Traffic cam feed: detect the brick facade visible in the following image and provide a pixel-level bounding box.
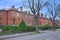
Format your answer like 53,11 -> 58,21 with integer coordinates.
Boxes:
0,6 -> 60,26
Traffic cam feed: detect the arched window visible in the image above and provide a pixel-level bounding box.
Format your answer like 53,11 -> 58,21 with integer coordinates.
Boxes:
13,18 -> 15,24
40,22 -> 41,25
32,21 -> 34,25
17,13 -> 19,17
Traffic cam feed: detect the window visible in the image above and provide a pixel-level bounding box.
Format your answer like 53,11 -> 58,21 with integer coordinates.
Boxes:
17,13 -> 19,17
48,23 -> 49,25
32,21 -> 34,25
13,18 -> 15,24
28,15 -> 30,19
12,13 -> 14,16
40,22 -> 41,25
29,20 -> 30,24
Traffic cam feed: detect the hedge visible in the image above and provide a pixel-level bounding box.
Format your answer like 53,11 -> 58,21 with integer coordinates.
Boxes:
2,26 -> 18,33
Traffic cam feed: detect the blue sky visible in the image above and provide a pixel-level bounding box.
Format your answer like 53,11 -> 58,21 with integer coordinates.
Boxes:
0,0 -> 60,9
0,0 -> 22,9
0,0 -> 60,20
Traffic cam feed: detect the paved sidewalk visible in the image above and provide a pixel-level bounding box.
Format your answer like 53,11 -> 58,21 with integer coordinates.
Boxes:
0,29 -> 59,40
0,32 -> 36,40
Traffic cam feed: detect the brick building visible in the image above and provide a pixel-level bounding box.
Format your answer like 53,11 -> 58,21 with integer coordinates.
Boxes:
0,6 -> 60,26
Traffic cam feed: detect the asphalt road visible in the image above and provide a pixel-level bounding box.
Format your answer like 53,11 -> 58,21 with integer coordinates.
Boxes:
4,30 -> 60,40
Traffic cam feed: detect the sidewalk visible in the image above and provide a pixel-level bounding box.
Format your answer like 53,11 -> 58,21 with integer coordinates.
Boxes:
0,32 -> 36,40
0,29 -> 59,40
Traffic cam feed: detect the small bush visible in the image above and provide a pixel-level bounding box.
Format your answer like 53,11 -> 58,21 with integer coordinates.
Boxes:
18,19 -> 27,32
39,24 -> 53,30
54,26 -> 60,29
2,26 -> 9,31
26,26 -> 36,32
39,25 -> 60,30
2,26 -> 18,33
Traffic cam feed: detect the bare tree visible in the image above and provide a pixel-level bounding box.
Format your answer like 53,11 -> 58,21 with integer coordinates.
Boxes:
45,0 -> 60,26
28,0 -> 47,32
56,4 -> 60,18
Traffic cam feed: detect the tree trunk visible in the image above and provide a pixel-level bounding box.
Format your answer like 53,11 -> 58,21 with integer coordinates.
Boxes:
52,17 -> 56,26
34,16 -> 39,32
53,21 -> 55,26
52,19 -> 56,30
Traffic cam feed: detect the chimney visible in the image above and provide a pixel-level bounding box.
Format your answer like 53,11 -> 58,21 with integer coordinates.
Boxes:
11,5 -> 15,10
41,13 -> 43,17
49,17 -> 52,20
28,11 -> 31,14
45,15 -> 47,18
20,6 -> 23,12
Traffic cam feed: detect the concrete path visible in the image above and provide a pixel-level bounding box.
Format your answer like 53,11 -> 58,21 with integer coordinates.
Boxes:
0,29 -> 60,40
0,32 -> 36,40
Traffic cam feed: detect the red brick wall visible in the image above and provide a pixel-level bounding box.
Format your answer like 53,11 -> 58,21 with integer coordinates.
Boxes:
38,17 -> 53,26
0,10 -> 60,26
7,10 -> 22,25
0,11 -> 7,25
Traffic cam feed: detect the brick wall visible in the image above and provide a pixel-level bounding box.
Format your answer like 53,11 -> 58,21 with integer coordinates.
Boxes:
0,9 -> 60,26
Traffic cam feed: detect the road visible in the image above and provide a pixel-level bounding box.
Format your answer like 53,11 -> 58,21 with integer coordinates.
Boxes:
3,30 -> 60,40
